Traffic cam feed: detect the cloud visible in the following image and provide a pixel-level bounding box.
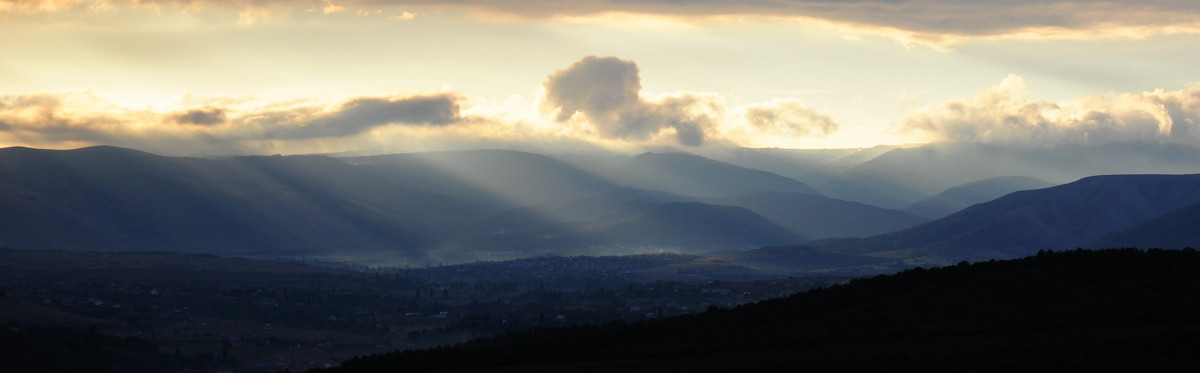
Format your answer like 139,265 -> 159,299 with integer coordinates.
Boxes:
322,3 -> 345,14
0,91 -> 470,154
7,1 -> 1200,44
742,98 -> 838,137
389,11 -> 416,20
541,56 -> 719,146
901,74 -> 1200,146
0,56 -> 856,153
261,93 -> 462,140
169,107 -> 227,126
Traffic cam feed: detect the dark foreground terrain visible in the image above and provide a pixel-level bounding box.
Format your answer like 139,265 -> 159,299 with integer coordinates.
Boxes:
320,248 -> 1200,372
0,248 -> 839,372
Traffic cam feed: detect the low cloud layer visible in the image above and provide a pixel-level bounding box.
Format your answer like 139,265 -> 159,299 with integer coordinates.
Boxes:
902,74 -> 1200,146
541,56 -> 719,146
7,0 -> 1200,42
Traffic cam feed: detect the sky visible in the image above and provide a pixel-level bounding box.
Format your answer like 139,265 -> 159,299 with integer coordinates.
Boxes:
2,0 -> 1200,156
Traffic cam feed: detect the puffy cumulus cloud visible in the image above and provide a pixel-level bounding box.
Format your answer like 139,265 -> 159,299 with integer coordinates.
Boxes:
741,98 -> 838,137
541,56 -> 720,146
8,1 -> 1200,44
901,74 -> 1200,146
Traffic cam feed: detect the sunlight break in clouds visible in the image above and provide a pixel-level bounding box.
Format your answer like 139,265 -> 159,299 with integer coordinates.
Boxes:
902,75 -> 1200,146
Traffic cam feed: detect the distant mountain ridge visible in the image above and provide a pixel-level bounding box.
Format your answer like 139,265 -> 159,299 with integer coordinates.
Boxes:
622,152 -> 821,197
8,145 -> 1199,267
0,146 -> 832,261
817,142 -> 1200,208
704,191 -> 928,239
904,176 -> 1054,219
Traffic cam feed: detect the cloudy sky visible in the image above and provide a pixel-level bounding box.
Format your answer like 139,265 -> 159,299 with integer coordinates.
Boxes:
2,0 -> 1199,155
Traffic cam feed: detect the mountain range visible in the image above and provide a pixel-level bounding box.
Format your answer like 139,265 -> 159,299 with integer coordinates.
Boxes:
0,146 -> 923,262
3,144 -> 1200,267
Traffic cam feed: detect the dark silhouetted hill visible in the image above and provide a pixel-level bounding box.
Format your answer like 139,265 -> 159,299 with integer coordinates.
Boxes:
318,248 -> 1200,372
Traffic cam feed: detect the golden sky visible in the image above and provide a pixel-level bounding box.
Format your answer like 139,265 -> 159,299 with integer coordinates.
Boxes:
3,0 -> 1200,155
